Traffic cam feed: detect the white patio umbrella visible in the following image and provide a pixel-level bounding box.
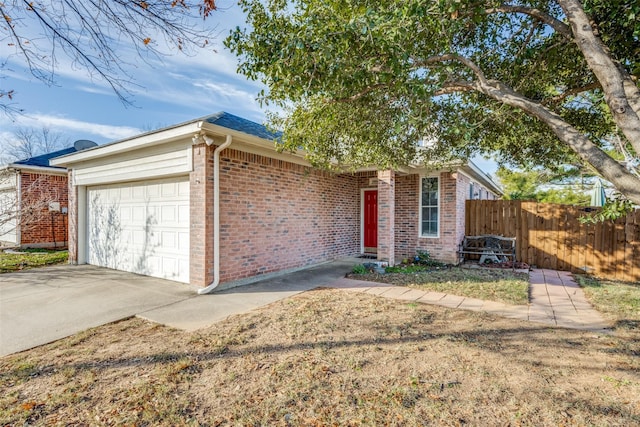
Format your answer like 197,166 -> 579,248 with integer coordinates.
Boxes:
590,179 -> 606,207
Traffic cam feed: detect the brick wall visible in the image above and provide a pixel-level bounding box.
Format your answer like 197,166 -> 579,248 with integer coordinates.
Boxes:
190,143 -> 215,286
393,172 -> 467,264
415,172 -> 464,263
216,149 -> 359,283
394,174 -> 419,261
19,172 -> 68,247
377,170 -> 395,265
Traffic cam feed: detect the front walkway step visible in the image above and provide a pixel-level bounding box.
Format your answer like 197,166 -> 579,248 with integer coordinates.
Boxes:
328,272 -> 612,333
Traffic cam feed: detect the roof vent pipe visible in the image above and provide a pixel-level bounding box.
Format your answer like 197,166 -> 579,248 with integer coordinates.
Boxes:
198,134 -> 233,295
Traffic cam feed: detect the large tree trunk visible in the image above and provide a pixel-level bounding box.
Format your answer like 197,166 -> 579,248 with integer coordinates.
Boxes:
559,0 -> 640,155
474,79 -> 640,205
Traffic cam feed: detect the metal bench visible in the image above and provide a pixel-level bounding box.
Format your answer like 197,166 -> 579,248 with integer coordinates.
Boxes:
458,235 -> 516,265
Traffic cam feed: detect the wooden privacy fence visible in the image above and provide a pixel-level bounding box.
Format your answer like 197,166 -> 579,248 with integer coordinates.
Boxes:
465,200 -> 640,282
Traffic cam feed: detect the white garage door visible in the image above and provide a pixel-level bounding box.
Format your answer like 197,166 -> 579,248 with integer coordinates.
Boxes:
87,177 -> 190,283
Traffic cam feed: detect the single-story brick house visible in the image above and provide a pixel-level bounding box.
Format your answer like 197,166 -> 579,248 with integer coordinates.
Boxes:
52,113 -> 500,290
0,147 -> 81,248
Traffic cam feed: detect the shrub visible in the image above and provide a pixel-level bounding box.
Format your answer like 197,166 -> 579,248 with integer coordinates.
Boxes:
351,264 -> 367,275
413,250 -> 446,268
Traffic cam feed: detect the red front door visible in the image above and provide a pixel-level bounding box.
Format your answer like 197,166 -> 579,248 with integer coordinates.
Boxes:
363,190 -> 378,253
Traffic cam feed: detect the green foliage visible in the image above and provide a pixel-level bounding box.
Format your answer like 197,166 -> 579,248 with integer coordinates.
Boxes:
583,0 -> 640,78
226,0 -> 640,201
496,166 -> 591,205
351,264 -> 368,275
413,250 -> 446,268
578,196 -> 635,224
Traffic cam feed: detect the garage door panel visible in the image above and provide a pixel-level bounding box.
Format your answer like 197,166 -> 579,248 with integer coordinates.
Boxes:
87,177 -> 189,283
178,232 -> 189,251
161,205 -> 176,222
161,182 -> 176,197
178,180 -> 189,196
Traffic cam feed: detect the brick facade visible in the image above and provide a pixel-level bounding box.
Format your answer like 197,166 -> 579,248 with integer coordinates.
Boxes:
376,170 -> 395,265
394,171 -> 499,264
394,174 -> 419,261
18,172 -> 69,248
190,143 -> 215,286
64,140 -> 498,285
215,149 -> 359,283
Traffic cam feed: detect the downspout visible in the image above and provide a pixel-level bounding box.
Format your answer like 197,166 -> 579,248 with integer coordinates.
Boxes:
198,134 -> 233,295
16,170 -> 22,246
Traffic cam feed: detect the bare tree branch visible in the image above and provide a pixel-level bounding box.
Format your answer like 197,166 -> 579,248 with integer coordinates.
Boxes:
1,0 -> 217,111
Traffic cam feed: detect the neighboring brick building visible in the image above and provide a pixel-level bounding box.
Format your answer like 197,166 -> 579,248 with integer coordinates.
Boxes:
0,147 -> 80,248
53,113 -> 501,289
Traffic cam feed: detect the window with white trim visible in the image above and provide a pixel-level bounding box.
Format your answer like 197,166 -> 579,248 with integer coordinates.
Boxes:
420,177 -> 439,237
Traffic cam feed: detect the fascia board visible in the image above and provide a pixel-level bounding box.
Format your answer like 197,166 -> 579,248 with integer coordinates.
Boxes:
7,164 -> 68,176
200,122 -> 312,165
460,162 -> 503,195
51,122 -> 203,166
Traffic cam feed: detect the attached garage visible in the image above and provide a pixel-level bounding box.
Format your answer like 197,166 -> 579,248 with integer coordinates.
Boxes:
50,119 -> 198,285
87,178 -> 190,283
53,112 -> 362,290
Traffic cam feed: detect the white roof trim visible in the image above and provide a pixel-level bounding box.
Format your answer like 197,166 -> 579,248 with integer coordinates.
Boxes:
7,164 -> 68,176
51,121 -> 203,166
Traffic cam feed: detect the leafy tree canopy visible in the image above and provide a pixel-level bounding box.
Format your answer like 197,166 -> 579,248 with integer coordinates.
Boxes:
496,166 -> 591,204
226,0 -> 640,204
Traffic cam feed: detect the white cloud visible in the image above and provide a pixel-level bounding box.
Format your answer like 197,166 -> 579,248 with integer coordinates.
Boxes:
20,114 -> 142,140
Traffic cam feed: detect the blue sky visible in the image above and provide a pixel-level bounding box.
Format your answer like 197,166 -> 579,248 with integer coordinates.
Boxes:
0,2 -> 497,175
0,2 -> 262,152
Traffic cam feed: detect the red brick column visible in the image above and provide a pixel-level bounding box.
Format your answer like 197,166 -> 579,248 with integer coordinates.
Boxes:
377,169 -> 395,265
190,143 -> 214,286
67,170 -> 78,264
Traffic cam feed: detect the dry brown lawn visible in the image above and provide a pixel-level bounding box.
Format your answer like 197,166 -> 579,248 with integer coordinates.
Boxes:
1,288 -> 639,426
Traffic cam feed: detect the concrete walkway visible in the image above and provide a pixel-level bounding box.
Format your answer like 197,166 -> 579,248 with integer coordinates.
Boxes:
327,268 -> 611,332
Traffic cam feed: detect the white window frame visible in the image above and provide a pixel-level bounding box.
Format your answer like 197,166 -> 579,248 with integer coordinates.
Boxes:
419,175 -> 440,238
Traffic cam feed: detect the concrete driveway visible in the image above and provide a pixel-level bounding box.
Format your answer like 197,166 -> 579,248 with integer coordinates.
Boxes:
0,265 -> 197,357
0,259 -> 357,357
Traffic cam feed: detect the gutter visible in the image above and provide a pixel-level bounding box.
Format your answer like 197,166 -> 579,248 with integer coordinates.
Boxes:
197,134 -> 233,295
7,164 -> 68,176
462,161 -> 503,196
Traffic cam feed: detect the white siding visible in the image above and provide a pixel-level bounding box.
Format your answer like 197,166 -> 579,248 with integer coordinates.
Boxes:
73,143 -> 192,186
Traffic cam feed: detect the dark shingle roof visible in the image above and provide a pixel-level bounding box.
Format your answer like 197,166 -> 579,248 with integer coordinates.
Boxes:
205,112 -> 281,141
13,147 -> 77,168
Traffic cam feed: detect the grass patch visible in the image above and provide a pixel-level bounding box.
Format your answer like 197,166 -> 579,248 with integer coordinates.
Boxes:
350,267 -> 529,305
0,291 -> 638,425
575,275 -> 640,328
0,250 -> 68,273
